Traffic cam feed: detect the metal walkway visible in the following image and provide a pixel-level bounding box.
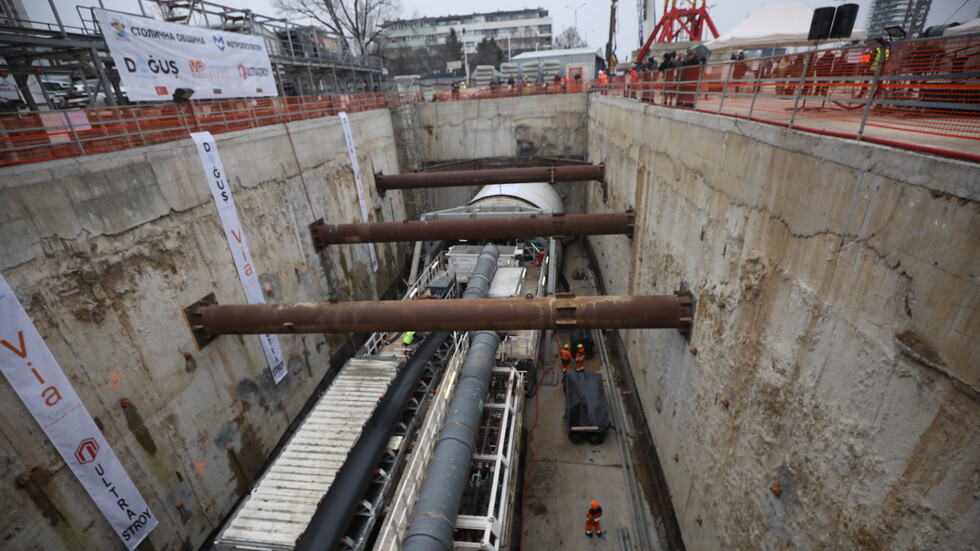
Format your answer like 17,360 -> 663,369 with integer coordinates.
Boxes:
214,357 -> 401,550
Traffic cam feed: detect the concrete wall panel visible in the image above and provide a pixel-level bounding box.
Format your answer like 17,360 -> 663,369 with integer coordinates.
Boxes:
0,110 -> 408,550
586,94 -> 979,549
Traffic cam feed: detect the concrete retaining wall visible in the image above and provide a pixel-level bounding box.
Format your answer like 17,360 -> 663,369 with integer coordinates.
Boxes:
0,110 -> 409,550
586,94 -> 979,549
416,94 -> 590,212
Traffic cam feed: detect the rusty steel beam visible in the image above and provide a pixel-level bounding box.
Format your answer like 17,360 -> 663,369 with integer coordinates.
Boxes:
375,164 -> 604,191
315,211 -> 633,245
189,293 -> 694,336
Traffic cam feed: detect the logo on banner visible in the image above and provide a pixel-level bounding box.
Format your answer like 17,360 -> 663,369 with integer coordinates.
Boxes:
155,86 -> 168,96
236,65 -> 269,80
213,35 -> 226,51
75,438 -> 100,464
111,21 -> 128,39
123,56 -> 179,76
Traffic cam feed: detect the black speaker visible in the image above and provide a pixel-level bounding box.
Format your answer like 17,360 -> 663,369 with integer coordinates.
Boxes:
829,3 -> 860,39
808,7 -> 836,41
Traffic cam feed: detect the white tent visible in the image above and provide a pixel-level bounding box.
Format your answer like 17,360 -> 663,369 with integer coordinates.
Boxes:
943,18 -> 980,36
704,3 -> 866,51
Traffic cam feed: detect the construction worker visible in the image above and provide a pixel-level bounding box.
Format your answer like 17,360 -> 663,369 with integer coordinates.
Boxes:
575,343 -> 586,372
586,500 -> 604,537
560,344 -> 573,372
403,331 -> 416,345
597,70 -> 608,87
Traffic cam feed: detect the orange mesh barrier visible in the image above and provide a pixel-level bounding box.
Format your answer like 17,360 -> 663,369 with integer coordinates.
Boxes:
3,34 -> 976,166
590,33 -> 980,162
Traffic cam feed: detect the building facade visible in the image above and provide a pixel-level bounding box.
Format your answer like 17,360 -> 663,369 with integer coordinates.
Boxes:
865,0 -> 932,39
383,9 -> 553,56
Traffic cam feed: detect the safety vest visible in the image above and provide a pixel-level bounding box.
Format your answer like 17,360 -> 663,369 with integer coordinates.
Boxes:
560,348 -> 572,364
598,73 -> 608,84
588,506 -> 603,520
575,348 -> 586,361
403,331 -> 416,345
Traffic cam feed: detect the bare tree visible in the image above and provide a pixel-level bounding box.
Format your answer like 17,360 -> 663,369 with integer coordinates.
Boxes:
276,0 -> 402,55
554,27 -> 587,49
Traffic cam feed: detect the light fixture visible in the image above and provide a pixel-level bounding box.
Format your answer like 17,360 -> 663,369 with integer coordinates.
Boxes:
884,25 -> 906,39
172,87 -> 195,103
865,37 -> 886,49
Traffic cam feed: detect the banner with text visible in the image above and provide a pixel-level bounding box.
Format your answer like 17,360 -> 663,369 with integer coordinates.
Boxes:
338,112 -> 379,272
191,132 -> 287,384
0,274 -> 157,549
95,9 -> 276,102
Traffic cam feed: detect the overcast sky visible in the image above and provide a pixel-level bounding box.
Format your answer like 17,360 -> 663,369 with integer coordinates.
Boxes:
33,0 -> 980,60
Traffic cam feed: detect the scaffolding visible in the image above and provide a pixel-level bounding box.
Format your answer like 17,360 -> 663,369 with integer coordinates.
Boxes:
0,0 -> 384,112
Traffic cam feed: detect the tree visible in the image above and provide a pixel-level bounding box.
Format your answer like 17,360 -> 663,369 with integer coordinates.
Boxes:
472,36 -> 503,67
442,28 -> 463,64
554,27 -> 587,49
275,0 -> 401,55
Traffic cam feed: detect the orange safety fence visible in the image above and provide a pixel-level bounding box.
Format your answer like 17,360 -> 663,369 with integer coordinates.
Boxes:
0,93 -> 387,167
590,33 -> 980,162
3,33 -> 976,167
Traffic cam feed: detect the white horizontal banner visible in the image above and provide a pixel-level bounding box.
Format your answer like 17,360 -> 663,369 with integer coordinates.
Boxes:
191,132 -> 287,384
0,274 -> 157,549
95,9 -> 277,102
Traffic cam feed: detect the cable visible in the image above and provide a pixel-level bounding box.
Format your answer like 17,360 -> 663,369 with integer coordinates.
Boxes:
283,121 -> 349,299
941,1 -> 971,26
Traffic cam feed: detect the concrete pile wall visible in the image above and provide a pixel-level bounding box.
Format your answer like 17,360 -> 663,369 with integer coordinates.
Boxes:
586,94 -> 979,549
0,110 -> 409,550
416,95 -> 590,212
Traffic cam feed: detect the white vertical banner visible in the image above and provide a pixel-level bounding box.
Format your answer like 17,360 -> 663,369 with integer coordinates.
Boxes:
0,274 -> 158,549
338,112 -> 379,272
191,132 -> 287,384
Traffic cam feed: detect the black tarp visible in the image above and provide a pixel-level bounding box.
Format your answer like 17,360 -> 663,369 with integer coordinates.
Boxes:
563,371 -> 611,433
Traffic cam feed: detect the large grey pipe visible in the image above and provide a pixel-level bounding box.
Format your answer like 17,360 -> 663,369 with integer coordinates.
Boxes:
401,247 -> 502,551
462,244 -> 499,300
294,244 -> 499,551
402,330 -> 500,551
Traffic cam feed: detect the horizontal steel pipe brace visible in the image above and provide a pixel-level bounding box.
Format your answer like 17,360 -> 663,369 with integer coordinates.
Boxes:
192,294 -> 692,335
317,212 -> 634,245
375,165 -> 604,190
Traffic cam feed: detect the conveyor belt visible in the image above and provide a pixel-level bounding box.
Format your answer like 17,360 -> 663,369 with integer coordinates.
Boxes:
214,357 -> 401,550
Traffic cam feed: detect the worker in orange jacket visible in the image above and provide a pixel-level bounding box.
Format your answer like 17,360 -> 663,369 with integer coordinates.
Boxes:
575,343 -> 586,372
586,500 -> 604,537
560,344 -> 573,372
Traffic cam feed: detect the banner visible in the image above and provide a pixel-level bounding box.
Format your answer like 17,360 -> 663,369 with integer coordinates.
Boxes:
94,9 -> 276,102
338,112 -> 379,272
191,132 -> 287,384
0,274 -> 157,549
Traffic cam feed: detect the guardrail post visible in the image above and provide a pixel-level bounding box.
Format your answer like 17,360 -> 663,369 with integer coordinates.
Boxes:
718,62 -> 733,114
63,110 -> 86,154
695,64 -> 703,109
789,52 -> 813,129
748,64 -> 763,120
131,106 -> 146,146
856,51 -> 886,142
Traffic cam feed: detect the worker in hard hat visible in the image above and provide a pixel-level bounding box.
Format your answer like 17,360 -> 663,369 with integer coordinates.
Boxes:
586,499 -> 604,537
575,343 -> 586,372
560,344 -> 573,372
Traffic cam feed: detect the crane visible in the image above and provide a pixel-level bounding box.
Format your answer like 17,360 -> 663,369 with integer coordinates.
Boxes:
634,0 -> 719,65
605,0 -> 618,73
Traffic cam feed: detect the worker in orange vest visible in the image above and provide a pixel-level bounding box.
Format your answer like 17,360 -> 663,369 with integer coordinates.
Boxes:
560,344 -> 573,372
597,70 -> 608,86
586,500 -> 604,537
575,343 -> 586,372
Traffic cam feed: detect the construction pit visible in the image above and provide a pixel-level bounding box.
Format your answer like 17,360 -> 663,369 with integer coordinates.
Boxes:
1,92 -> 978,551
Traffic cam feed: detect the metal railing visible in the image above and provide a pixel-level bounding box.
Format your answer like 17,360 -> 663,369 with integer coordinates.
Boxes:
3,34 -> 976,167
593,33 -> 980,162
0,93 -> 387,166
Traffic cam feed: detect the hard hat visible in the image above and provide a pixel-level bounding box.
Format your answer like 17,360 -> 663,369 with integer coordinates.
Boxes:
577,344 -> 584,348
591,500 -> 599,509
598,70 -> 604,74
563,344 -> 569,349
